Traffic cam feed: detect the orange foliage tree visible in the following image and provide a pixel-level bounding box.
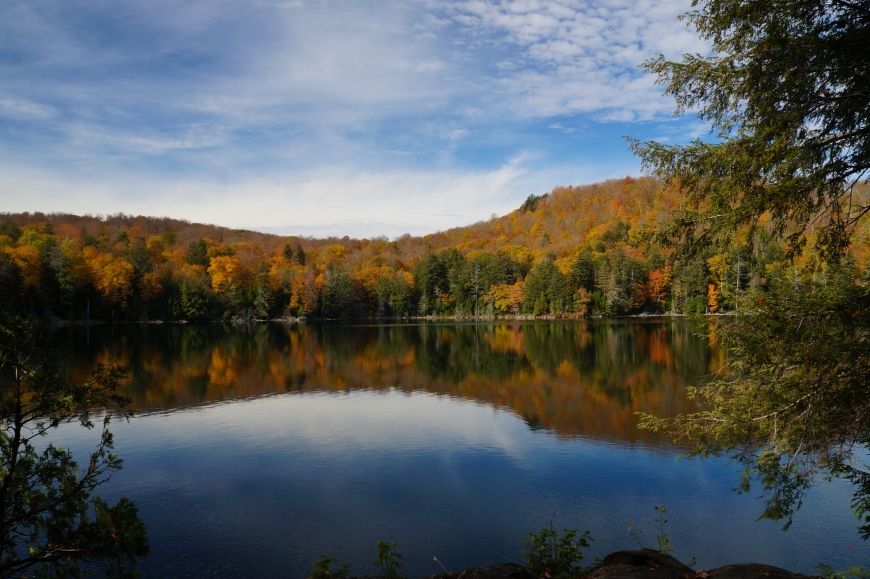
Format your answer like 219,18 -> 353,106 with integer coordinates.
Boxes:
706,283 -> 720,313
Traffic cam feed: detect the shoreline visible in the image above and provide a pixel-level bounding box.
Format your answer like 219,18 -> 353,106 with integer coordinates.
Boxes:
48,312 -> 700,326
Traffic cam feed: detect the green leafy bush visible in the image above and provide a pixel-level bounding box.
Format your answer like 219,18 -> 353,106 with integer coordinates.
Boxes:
308,555 -> 350,579
627,506 -> 673,554
653,506 -> 672,555
375,540 -> 405,579
522,526 -> 593,579
816,565 -> 870,579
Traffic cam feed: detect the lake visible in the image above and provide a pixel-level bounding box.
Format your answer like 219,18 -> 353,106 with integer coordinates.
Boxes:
50,320 -> 869,578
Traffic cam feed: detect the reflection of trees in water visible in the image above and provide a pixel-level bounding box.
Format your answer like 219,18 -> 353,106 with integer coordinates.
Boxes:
412,325 -> 533,383
53,321 -> 716,443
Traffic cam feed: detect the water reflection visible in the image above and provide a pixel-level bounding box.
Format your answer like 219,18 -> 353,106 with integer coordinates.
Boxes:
56,320 -> 722,442
47,321 -> 870,577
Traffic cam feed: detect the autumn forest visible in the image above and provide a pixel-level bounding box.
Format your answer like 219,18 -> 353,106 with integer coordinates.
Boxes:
4,177 -> 870,322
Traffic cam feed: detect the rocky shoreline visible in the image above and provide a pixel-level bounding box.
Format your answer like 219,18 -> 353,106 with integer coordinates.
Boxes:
351,550 -> 814,579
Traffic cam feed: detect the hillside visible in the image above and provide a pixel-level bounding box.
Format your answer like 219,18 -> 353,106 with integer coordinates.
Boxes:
1,177 -> 867,321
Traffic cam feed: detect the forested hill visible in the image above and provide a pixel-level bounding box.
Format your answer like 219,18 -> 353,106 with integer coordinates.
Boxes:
2,177 -> 868,321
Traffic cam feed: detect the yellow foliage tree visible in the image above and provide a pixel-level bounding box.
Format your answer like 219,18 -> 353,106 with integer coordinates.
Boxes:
354,265 -> 395,298
145,236 -> 169,263
4,245 -> 42,290
707,254 -> 728,286
208,255 -> 239,293
83,247 -> 134,307
139,272 -> 163,302
322,244 -> 348,268
397,270 -> 414,289
267,257 -> 297,293
490,280 -> 524,313
17,227 -> 54,254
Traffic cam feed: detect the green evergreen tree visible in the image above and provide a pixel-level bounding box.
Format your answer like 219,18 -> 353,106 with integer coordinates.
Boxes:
630,0 -> 869,263
634,0 -> 870,536
185,238 -> 210,267
0,220 -> 21,242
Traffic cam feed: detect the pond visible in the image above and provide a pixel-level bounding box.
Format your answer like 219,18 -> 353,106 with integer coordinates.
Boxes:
50,320 -> 869,578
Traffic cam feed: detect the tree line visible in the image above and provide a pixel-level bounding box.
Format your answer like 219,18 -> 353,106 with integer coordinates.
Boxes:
2,177 -> 869,321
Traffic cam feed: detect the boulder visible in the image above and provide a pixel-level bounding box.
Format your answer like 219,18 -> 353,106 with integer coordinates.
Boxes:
704,564 -> 813,579
418,563 -> 533,579
582,549 -> 695,579
580,550 -> 813,579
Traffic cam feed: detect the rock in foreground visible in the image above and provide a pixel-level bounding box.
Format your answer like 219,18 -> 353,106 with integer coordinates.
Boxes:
363,550 -> 815,579
585,550 -> 813,579
583,549 -> 694,579
419,563 -> 533,579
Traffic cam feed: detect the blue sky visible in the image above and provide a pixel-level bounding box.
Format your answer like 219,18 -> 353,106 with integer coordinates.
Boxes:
0,0 -> 709,238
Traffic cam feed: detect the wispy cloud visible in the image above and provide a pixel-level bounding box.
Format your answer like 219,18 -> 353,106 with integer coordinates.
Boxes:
0,152 -> 630,236
0,0 -> 706,235
0,97 -> 55,120
431,0 -> 708,119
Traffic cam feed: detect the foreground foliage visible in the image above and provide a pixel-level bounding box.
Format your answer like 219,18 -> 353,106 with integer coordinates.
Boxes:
631,0 -> 870,263
522,526 -> 593,579
817,564 -> 870,579
375,541 -> 405,579
642,263 -> 870,535
307,541 -> 405,579
309,555 -> 350,579
627,506 -> 673,556
633,0 -> 870,538
309,532 -> 594,579
0,317 -> 148,577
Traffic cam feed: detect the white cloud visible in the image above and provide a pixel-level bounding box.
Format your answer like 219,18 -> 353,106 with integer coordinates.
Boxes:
414,60 -> 447,72
0,97 -> 55,120
66,124 -> 227,155
253,0 -> 304,7
548,123 -> 573,133
1,0 -> 702,139
418,13 -> 452,29
0,157 -> 527,235
1,0 -> 468,136
0,0 -> 704,227
0,153 -> 633,237
430,0 -> 706,118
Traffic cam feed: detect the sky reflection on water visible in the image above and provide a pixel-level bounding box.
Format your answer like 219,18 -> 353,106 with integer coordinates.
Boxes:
50,322 -> 870,578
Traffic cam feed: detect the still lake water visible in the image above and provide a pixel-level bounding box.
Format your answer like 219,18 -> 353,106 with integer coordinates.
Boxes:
51,320 -> 868,578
